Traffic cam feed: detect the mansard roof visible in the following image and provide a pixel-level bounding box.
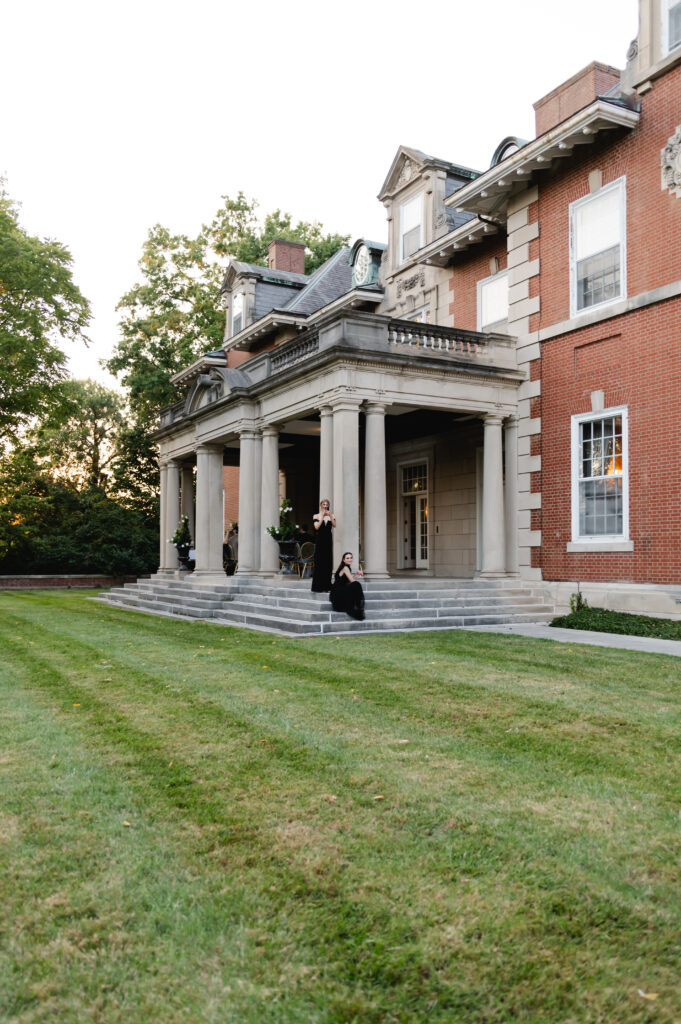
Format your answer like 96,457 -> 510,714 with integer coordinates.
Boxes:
221,260 -> 308,292
285,247 -> 352,315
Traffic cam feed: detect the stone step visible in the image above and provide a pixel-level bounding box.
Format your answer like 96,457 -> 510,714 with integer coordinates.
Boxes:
212,606 -> 555,635
98,575 -> 556,635
108,587 -> 224,612
223,594 -> 552,622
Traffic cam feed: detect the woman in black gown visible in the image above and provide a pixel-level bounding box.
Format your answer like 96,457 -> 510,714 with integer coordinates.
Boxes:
310,498 -> 335,592
330,552 -> 365,620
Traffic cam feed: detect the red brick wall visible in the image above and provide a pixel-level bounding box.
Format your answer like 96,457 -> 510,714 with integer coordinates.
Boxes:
448,238 -> 507,329
537,299 -> 681,583
537,64 -> 681,329
534,64 -> 681,584
223,465 -> 239,531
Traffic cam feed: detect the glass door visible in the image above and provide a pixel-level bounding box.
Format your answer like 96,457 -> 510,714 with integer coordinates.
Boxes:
399,462 -> 429,569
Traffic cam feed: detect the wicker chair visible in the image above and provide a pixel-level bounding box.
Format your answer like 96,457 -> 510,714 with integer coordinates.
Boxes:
296,541 -> 315,579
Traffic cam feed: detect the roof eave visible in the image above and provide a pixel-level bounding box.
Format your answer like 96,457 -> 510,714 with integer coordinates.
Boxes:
444,98 -> 640,219
170,354 -> 227,387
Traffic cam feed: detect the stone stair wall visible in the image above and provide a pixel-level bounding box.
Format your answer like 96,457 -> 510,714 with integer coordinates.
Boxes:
97,574 -> 555,636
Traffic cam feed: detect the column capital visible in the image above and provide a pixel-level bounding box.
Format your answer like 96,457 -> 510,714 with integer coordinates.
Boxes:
195,442 -> 224,456
504,414 -> 519,428
236,423 -> 260,441
261,424 -> 279,439
483,413 -> 504,427
319,404 -> 334,418
364,401 -> 387,416
330,398 -> 362,414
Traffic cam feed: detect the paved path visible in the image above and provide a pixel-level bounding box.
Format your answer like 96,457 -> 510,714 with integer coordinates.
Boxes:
467,622 -> 681,658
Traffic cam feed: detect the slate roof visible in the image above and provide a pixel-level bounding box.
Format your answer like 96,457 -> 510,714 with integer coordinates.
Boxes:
284,246 -> 353,316
228,261 -> 308,287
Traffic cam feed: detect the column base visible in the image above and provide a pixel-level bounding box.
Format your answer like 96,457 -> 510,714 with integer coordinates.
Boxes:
476,570 -> 509,579
192,570 -> 227,582
363,571 -> 391,580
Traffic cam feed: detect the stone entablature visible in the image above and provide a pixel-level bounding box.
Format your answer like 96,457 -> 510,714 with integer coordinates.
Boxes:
156,312 -> 520,439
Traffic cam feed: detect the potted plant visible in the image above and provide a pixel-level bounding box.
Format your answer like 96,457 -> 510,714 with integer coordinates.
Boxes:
171,515 -> 193,571
265,499 -> 299,573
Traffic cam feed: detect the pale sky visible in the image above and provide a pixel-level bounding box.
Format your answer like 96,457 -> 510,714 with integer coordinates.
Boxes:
2,0 -> 638,388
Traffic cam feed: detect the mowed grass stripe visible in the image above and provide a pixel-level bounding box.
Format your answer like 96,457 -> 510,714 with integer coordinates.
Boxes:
1,591 -> 680,1022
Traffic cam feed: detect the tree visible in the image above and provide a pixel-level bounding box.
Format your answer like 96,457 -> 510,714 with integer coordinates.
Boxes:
33,378 -> 125,491
0,379 -> 157,575
0,181 -> 91,440
106,194 -> 349,473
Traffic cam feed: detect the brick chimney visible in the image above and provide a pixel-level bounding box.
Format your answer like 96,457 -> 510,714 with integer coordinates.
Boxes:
267,239 -> 306,275
533,61 -> 621,137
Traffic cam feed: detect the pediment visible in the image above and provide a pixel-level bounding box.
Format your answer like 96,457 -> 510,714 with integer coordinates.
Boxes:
378,146 -> 430,202
185,370 -> 226,415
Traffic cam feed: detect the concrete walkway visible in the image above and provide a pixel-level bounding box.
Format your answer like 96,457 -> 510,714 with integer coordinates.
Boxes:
467,622 -> 681,658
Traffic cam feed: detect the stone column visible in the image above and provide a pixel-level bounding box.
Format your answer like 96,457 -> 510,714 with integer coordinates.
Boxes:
504,416 -> 519,575
236,427 -> 258,574
194,444 -> 225,578
332,400 -> 361,566
181,465 -> 195,545
319,405 -> 334,507
363,403 -> 389,578
158,459 -> 168,571
480,414 -> 506,576
159,459 -> 181,573
260,425 -> 280,573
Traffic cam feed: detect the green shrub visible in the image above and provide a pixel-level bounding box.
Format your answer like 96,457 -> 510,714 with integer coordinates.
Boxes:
551,606 -> 681,641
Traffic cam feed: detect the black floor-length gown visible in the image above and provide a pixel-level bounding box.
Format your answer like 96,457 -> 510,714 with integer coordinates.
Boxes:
311,520 -> 333,592
329,570 -> 365,620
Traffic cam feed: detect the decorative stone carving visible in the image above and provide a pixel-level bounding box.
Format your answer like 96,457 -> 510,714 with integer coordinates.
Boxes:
397,159 -> 416,186
396,269 -> 425,299
661,125 -> 681,197
626,38 -> 638,62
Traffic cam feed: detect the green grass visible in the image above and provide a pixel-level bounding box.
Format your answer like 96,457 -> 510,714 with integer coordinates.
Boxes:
551,605 -> 681,641
1,590 -> 680,1023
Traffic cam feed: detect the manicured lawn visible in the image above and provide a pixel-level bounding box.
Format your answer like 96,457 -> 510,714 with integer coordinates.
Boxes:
1,590 -> 680,1024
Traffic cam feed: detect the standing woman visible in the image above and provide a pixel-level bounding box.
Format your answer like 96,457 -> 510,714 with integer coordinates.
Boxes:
310,498 -> 336,592
330,552 -> 365,620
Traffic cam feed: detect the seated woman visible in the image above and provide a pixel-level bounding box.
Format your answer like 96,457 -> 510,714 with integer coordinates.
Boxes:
329,552 -> 365,621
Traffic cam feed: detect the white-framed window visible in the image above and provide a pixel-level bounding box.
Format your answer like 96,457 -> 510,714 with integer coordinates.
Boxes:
571,406 -> 629,543
570,177 -> 626,317
477,270 -> 509,331
663,0 -> 681,54
231,292 -> 244,336
400,192 -> 423,262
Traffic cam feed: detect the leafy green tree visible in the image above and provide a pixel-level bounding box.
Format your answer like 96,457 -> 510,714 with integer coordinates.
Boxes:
0,181 -> 91,440
0,379 -> 158,575
107,194 -> 349,475
33,378 -> 125,491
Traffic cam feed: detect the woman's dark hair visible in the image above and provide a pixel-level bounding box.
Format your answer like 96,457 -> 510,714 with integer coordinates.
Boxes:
335,552 -> 353,576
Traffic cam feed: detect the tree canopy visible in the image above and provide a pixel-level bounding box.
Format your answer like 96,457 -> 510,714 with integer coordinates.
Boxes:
0,182 -> 91,440
108,193 -> 349,424
0,379 -> 157,576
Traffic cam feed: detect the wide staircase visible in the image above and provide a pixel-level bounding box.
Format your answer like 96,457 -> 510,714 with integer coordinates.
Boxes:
98,574 -> 555,636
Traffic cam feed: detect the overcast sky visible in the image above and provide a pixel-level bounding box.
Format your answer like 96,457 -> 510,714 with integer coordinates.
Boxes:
3,0 -> 638,387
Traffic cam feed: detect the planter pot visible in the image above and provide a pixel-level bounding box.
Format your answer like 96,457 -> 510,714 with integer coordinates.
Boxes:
176,544 -> 192,572
278,540 -> 297,575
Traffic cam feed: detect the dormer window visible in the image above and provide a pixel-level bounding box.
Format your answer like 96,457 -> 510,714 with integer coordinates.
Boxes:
400,192 -> 423,262
232,292 -> 244,336
665,0 -> 681,52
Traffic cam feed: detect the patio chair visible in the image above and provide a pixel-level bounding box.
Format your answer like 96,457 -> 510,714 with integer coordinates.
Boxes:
296,541 -> 315,579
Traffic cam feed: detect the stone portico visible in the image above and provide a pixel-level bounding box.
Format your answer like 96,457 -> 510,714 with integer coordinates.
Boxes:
154,310 -> 523,583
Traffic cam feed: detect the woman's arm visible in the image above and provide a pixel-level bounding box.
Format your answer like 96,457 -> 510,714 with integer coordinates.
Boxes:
313,514 -> 321,531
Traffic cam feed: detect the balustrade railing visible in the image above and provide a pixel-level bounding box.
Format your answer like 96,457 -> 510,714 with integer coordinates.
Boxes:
160,399 -> 186,427
387,320 -> 488,357
270,333 -> 320,372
